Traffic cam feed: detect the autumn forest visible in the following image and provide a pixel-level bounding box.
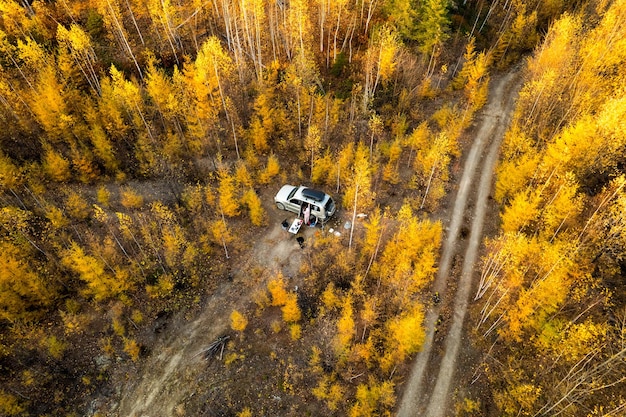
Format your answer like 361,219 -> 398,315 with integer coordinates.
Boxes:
0,0 -> 625,415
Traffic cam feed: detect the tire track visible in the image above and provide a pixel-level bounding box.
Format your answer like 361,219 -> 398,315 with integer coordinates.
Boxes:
397,70 -> 521,417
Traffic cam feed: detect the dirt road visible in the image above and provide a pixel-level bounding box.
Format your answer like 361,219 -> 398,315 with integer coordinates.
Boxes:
397,70 -> 522,417
113,220 -> 315,416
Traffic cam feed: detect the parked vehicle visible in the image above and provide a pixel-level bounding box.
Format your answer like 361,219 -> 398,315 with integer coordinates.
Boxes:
274,185 -> 336,225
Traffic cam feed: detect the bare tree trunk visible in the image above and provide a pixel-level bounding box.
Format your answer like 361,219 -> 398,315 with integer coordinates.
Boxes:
213,62 -> 240,159
220,208 -> 230,259
124,0 -> 145,46
420,164 -> 436,209
106,0 -> 144,79
349,182 -> 359,250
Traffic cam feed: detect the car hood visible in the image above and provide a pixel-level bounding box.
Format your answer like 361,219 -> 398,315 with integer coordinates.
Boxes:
275,185 -> 296,202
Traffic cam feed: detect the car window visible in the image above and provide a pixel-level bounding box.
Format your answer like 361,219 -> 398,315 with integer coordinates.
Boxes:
290,198 -> 302,205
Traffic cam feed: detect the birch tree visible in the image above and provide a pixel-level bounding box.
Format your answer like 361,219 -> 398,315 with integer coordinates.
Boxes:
194,36 -> 240,158
56,24 -> 101,95
362,25 -> 399,111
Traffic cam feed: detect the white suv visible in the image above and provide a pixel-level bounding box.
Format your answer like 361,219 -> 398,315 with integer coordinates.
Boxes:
274,185 -> 336,225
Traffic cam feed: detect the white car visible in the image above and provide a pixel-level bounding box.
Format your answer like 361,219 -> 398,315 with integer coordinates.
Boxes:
274,185 -> 336,225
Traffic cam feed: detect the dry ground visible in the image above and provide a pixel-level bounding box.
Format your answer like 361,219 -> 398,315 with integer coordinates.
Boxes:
103,194 -> 349,416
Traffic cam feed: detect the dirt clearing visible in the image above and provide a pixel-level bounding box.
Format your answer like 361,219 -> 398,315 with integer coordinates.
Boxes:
113,210 -> 322,416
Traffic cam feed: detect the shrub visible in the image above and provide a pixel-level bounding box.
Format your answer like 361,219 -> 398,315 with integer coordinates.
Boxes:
120,187 -> 144,209
230,310 -> 248,332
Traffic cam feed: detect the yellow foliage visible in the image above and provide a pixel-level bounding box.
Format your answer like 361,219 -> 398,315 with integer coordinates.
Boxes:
334,295 -> 354,356
487,236 -> 578,342
218,169 -> 240,217
312,374 -> 330,400
495,153 -> 540,203
282,293 -> 301,323
360,298 -> 378,333
349,376 -> 395,417
181,184 -> 205,214
500,190 -> 541,234
0,241 -> 55,322
224,352 -> 244,365
342,142 -> 374,211
45,335 -> 66,360
242,188 -> 266,226
494,383 -> 541,415
382,304 -> 425,371
0,390 -> 24,416
405,122 -> 429,159
267,274 -> 288,306
123,338 -> 141,361
45,204 -> 70,230
146,274 -> 175,298
270,320 -> 282,333
66,191 -> 90,221
311,150 -> 334,186
120,187 -> 144,209
451,37 -> 477,90
382,138 -> 402,184
131,309 -> 143,324
337,142 -> 355,186
540,173 -> 583,239
249,116 -> 269,153
431,103 -> 457,130
230,310 -> 248,332
43,147 -> 71,182
210,219 -> 233,249
100,337 -> 114,356
321,283 -> 342,314
0,151 -> 22,190
289,323 -> 301,340
375,209 -> 442,305
375,25 -> 399,84
258,154 -> 280,184
352,338 -> 376,367
413,130 -> 457,205
235,162 -> 254,188
456,397 -> 481,415
162,228 -> 185,268
97,186 -> 111,207
309,345 -> 323,374
90,124 -> 119,172
62,242 -> 132,301
361,208 -> 383,259
313,375 -> 345,411
21,370 -> 34,387
305,124 -> 322,170
72,151 -> 99,183
545,319 -> 608,364
236,407 -> 252,417
112,317 -> 125,336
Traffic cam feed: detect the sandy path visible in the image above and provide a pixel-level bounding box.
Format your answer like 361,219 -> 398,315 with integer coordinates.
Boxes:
115,221 -> 312,416
397,70 -> 521,417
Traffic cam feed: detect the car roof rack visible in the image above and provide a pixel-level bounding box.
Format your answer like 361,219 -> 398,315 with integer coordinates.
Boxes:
301,187 -> 326,202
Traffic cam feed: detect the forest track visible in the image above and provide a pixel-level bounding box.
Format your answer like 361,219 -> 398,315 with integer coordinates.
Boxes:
397,69 -> 522,417
113,218 -> 314,416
